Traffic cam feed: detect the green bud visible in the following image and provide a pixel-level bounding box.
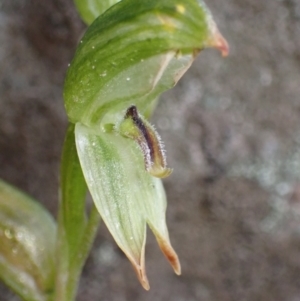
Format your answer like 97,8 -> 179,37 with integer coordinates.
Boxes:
74,0 -> 121,25
0,180 -> 56,301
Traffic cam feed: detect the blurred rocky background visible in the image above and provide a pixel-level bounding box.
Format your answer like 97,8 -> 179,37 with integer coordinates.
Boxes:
1,0 -> 300,300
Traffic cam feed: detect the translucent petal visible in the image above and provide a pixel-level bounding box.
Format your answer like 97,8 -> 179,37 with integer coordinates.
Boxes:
64,0 -> 228,125
75,123 -> 180,288
75,123 -> 148,288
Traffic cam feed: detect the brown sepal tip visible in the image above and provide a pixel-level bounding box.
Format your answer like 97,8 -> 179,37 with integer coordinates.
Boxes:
211,31 -> 229,57
127,248 -> 150,290
157,237 -> 181,275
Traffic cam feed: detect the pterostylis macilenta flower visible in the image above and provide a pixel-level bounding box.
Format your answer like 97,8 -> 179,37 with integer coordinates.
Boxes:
63,0 -> 228,290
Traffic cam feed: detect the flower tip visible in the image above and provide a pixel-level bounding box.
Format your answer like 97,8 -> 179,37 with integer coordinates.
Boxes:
134,265 -> 150,290
170,253 -> 181,275
174,260 -> 181,275
141,279 -> 150,291
149,167 -> 173,179
209,30 -> 229,57
157,237 -> 181,275
128,250 -> 150,290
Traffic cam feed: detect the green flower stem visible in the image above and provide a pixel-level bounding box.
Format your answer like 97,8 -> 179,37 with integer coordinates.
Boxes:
54,124 -> 101,301
67,204 -> 101,300
57,205 -> 101,301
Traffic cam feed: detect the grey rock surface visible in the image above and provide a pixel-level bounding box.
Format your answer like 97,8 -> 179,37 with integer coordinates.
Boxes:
0,0 -> 300,300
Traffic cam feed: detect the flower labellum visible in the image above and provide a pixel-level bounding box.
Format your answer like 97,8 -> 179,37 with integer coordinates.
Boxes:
118,105 -> 172,178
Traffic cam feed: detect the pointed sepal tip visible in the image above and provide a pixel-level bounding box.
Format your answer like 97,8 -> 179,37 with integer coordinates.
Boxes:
207,28 -> 229,57
157,236 -> 181,276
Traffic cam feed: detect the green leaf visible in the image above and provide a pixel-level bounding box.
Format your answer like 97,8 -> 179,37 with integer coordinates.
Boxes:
64,0 -> 228,126
74,0 -> 121,25
0,180 -> 56,301
75,122 -> 180,289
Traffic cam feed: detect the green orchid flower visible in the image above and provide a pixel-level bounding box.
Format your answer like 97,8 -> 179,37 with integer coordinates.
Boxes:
0,180 -> 56,301
63,0 -> 228,290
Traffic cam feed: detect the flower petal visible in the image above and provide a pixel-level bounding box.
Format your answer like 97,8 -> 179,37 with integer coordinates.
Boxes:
64,0 -> 228,125
75,122 -> 180,288
74,0 -> 121,25
75,123 -> 148,287
133,170 -> 181,275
